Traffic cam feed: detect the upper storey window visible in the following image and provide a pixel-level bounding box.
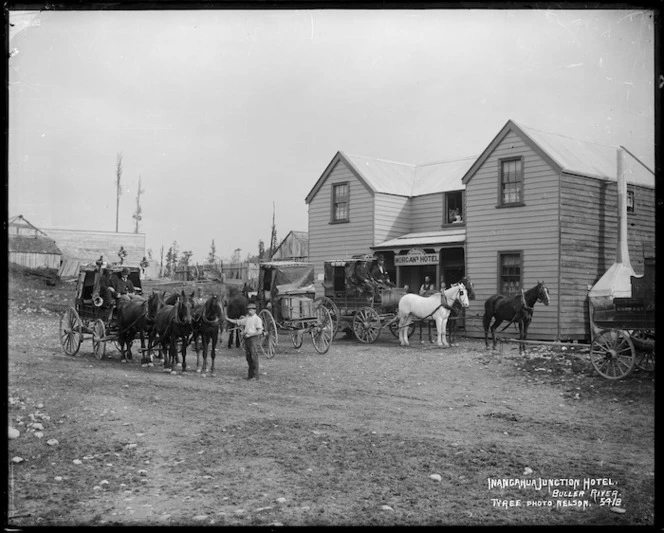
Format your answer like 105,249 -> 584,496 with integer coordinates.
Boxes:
331,182 -> 349,223
500,158 -> 523,205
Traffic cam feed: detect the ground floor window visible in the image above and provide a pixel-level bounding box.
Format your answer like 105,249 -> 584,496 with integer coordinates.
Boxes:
499,252 -> 522,296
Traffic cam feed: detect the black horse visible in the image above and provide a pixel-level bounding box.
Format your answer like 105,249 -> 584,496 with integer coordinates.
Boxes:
483,281 -> 550,354
226,286 -> 248,349
153,290 -> 195,373
191,294 -> 225,376
143,290 -> 166,366
115,295 -> 149,364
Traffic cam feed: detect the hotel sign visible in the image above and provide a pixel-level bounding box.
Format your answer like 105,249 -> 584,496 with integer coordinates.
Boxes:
395,248 -> 439,266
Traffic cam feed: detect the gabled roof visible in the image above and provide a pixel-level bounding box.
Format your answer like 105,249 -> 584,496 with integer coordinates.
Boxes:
8,215 -> 50,237
305,151 -> 475,203
462,120 -> 654,188
273,230 -> 308,254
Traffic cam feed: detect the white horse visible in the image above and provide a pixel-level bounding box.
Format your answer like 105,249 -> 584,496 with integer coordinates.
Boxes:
397,283 -> 470,347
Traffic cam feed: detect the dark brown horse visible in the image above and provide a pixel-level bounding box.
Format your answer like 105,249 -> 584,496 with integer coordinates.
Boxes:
143,290 -> 166,366
191,294 -> 225,376
226,286 -> 247,349
483,281 -> 550,354
153,290 -> 195,373
115,295 -> 148,364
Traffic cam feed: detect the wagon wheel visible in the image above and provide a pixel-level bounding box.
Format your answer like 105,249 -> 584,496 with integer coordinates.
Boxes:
259,309 -> 278,359
388,318 -> 415,339
631,330 -> 655,372
590,329 -> 636,380
353,307 -> 381,344
314,296 -> 339,339
311,306 -> 333,354
291,329 -> 304,349
92,319 -> 107,360
60,307 -> 83,356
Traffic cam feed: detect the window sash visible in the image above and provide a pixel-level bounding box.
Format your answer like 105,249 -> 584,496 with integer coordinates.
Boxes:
332,183 -> 349,221
500,159 -> 523,204
499,253 -> 522,296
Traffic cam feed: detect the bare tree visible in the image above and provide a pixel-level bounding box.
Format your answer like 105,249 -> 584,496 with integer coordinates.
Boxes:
269,202 -> 277,258
115,153 -> 123,232
132,175 -> 145,233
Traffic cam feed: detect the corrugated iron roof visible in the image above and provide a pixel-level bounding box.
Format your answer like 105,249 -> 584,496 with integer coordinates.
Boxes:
413,156 -> 477,196
517,123 -> 654,187
342,152 -> 475,196
373,229 -> 466,250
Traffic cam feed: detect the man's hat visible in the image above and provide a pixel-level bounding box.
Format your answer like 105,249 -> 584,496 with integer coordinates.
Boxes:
121,267 -> 130,275
247,303 -> 257,310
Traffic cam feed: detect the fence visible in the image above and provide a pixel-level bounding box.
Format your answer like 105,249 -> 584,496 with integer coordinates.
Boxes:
149,261 -> 259,283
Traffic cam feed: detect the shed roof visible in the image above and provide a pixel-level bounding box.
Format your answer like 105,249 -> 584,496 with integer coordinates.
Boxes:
373,229 -> 466,250
462,120 -> 654,188
9,234 -> 62,254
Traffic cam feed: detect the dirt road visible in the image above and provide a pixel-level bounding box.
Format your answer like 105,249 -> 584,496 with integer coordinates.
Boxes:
6,279 -> 655,526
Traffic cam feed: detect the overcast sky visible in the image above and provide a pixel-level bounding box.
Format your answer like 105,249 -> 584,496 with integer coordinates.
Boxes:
8,8 -> 655,264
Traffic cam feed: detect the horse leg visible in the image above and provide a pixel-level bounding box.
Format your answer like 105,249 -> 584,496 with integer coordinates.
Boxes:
398,314 -> 410,346
162,337 -> 172,373
483,313 -> 492,349
195,332 -> 203,373
428,320 -> 433,343
209,330 -> 217,377
201,333 -> 208,374
490,319 -> 503,351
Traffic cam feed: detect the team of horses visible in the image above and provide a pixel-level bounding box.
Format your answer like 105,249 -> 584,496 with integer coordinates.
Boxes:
109,277 -> 551,372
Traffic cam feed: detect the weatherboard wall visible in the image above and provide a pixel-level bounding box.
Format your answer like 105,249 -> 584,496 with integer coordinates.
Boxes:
43,228 -> 146,267
373,193 -> 411,246
464,130 -> 561,341
410,193 -> 445,233
307,159 -> 375,292
559,175 -> 655,340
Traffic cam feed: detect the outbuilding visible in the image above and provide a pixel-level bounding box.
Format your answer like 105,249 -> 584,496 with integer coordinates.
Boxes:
8,215 -> 61,269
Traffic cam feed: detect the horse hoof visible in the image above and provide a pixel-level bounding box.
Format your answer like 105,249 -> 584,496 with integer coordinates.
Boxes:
148,362 -> 154,367
170,370 -> 178,375
162,368 -> 171,373
210,373 -> 216,377
196,369 -> 202,373
141,363 -> 148,368
176,363 -> 182,369
121,360 -> 127,363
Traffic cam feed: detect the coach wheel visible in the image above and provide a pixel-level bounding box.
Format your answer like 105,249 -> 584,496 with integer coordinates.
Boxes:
92,319 -> 107,360
315,296 -> 339,339
353,307 -> 381,344
312,306 -> 333,354
60,307 -> 83,356
291,330 -> 304,349
630,330 -> 655,372
259,309 -> 278,359
590,329 -> 636,380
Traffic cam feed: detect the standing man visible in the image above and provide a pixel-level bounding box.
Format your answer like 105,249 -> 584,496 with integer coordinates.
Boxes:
226,302 -> 263,380
419,275 -> 435,296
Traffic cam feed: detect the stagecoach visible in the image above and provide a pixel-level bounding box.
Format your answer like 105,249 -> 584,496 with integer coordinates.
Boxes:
316,255 -> 411,343
254,261 -> 334,357
588,254 -> 655,380
59,264 -> 143,359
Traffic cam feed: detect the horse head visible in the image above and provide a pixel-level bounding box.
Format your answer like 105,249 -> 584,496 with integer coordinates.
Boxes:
460,276 -> 476,300
147,290 -> 166,322
536,281 -> 550,306
455,282 -> 470,308
175,290 -> 195,325
203,294 -> 224,324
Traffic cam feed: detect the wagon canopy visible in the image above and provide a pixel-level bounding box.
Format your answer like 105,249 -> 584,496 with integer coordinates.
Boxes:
269,263 -> 316,297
